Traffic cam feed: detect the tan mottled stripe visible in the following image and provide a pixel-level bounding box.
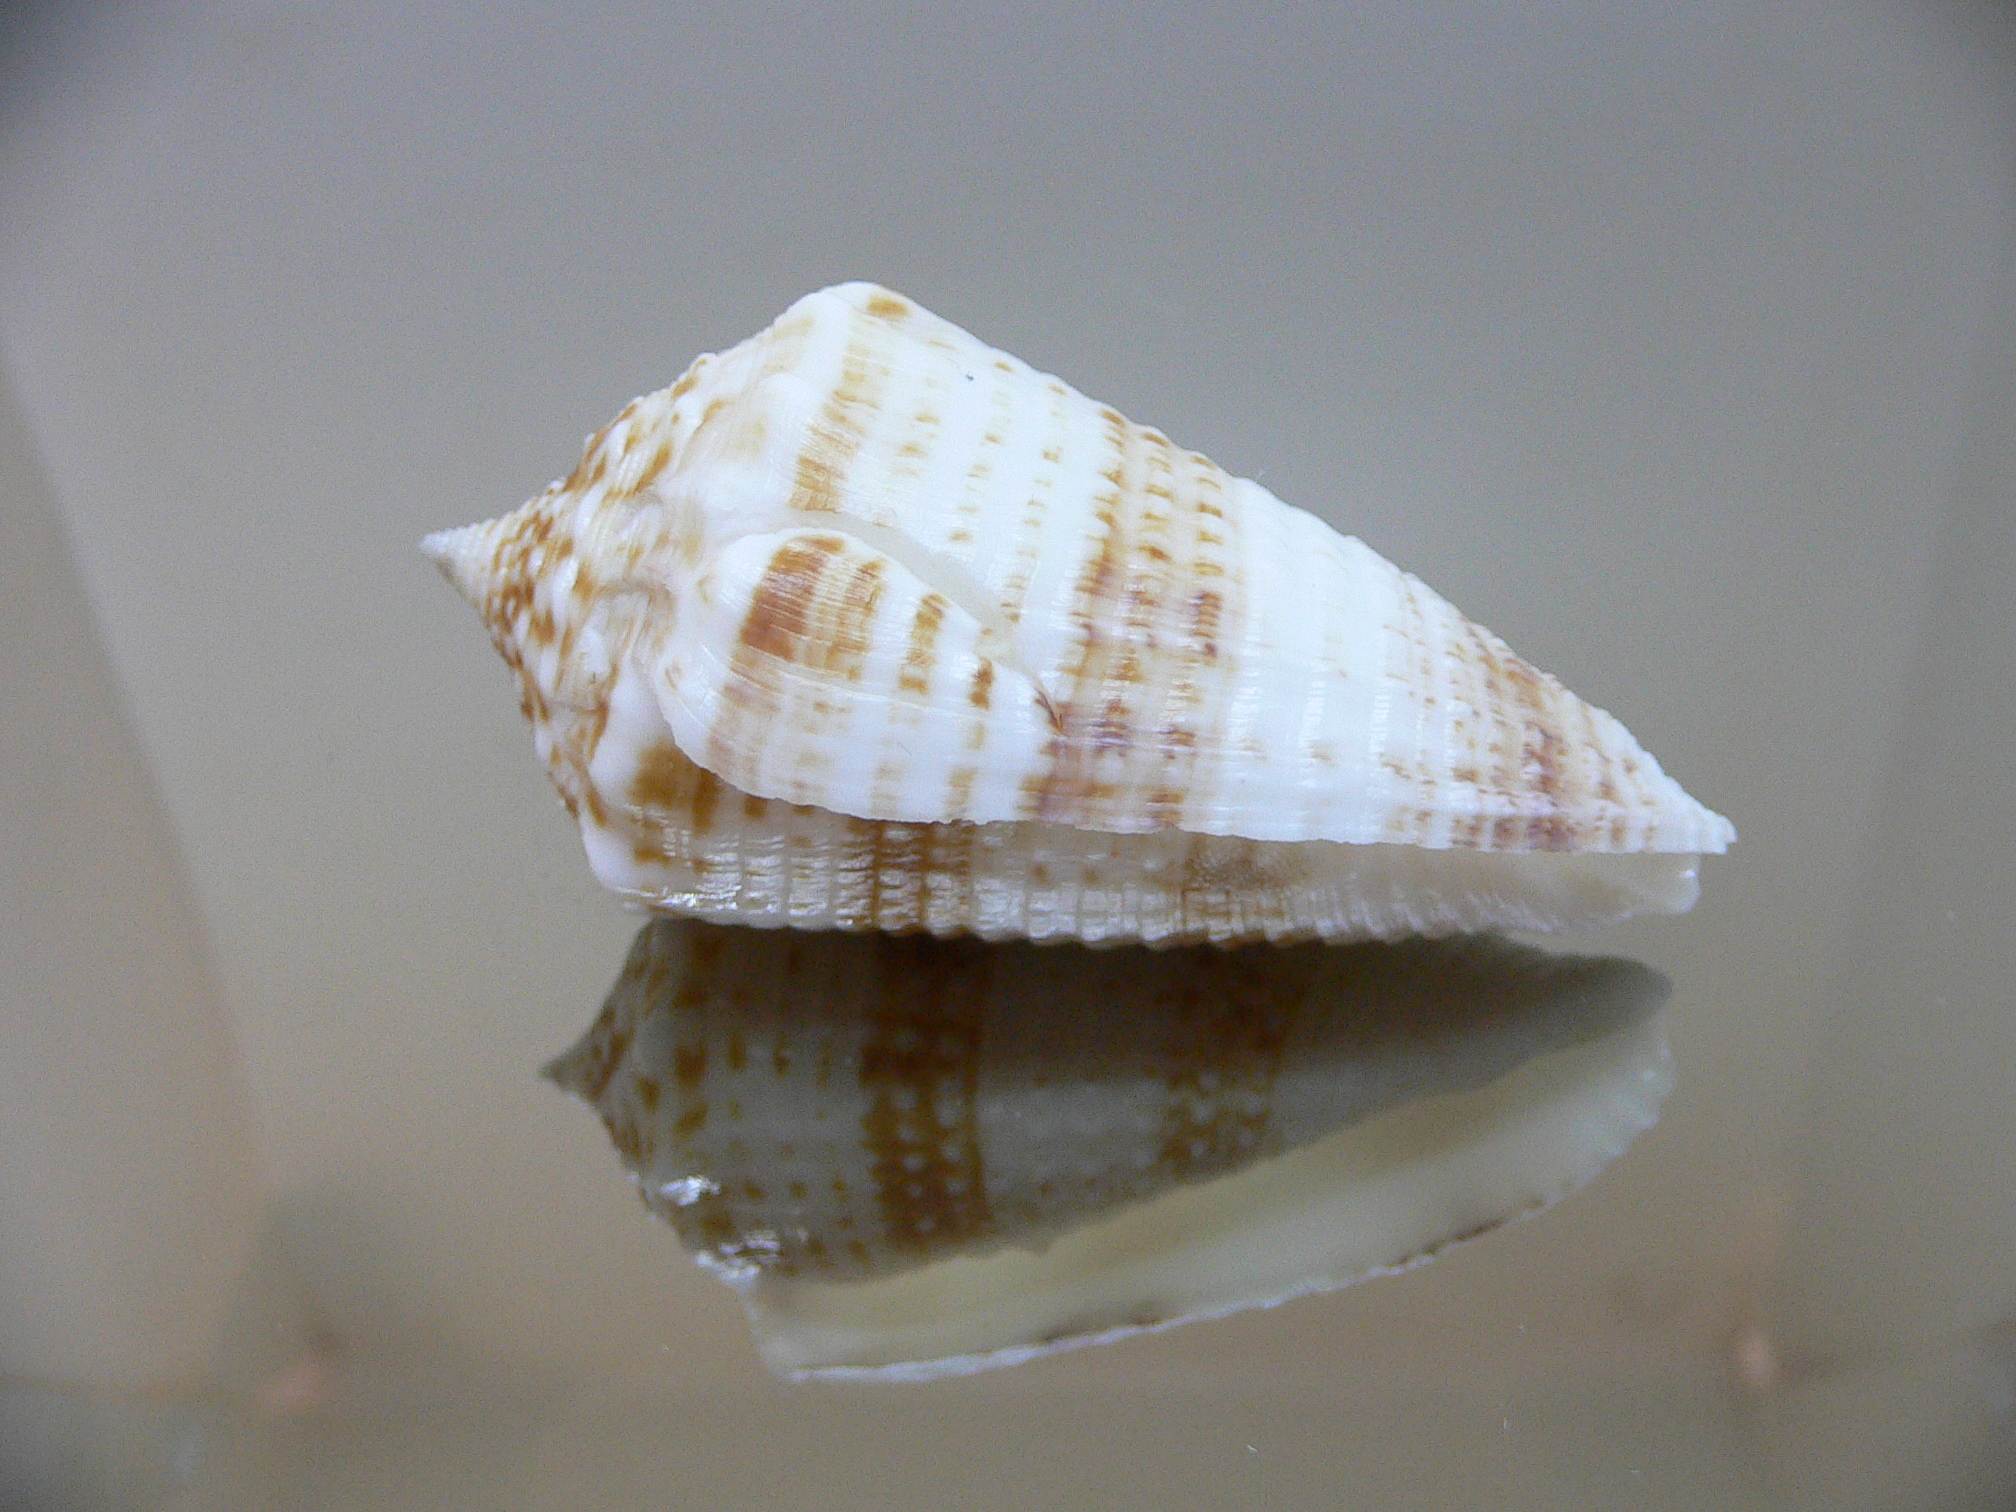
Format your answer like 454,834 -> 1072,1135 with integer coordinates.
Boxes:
859,938 -> 992,1256
708,535 -> 886,799
1170,451 -> 1242,828
1017,412 -> 1257,831
1155,951 -> 1300,1179
788,318 -> 889,515
1021,406 -> 1138,822
1117,429 -> 1188,826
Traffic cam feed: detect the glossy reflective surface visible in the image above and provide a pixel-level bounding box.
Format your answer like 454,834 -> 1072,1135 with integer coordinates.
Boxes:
552,922 -> 1671,1378
4,3 -> 2015,1508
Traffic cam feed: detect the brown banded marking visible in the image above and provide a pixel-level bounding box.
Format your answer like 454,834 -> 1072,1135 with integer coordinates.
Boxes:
1153,948 -> 1300,1180
858,936 -> 992,1256
1016,406 -> 1137,821
706,535 -> 889,797
831,816 -> 974,937
1187,590 -> 1224,666
1161,444 -> 1243,826
1020,413 -> 1245,831
560,403 -> 628,496
830,817 -> 885,933
1018,420 -> 1115,817
627,740 -> 724,835
632,435 -> 675,494
865,821 -> 926,933
865,583 -> 960,816
788,321 -> 890,516
1453,613 -> 1608,852
1450,614 -> 1530,848
897,592 -> 949,697
734,536 -> 853,663
1376,572 -> 1454,848
918,819 -> 980,934
665,364 -> 706,406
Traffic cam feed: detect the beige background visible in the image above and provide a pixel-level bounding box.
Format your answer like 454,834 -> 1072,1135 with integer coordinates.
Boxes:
3,2 -> 2014,1507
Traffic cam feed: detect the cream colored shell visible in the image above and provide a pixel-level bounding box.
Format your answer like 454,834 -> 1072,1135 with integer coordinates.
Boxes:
547,918 -> 1673,1377
425,283 -> 1733,943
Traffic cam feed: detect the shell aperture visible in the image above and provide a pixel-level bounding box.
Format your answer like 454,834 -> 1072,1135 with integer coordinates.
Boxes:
546,919 -> 1673,1379
425,283 -> 1733,943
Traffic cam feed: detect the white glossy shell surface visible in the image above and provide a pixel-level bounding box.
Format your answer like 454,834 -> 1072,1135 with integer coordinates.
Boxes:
425,283 -> 1732,942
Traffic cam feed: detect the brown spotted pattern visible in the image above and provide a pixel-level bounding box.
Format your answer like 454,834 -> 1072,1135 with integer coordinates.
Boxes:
428,282 -> 1731,948
856,942 -> 992,1258
732,297 -> 1261,835
593,732 -> 1702,944
1376,572 -> 1678,852
1018,411 -> 1242,830
542,919 -> 1670,1291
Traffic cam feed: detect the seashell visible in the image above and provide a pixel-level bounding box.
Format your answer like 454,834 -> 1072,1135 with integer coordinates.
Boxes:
546,918 -> 1673,1379
425,283 -> 1733,944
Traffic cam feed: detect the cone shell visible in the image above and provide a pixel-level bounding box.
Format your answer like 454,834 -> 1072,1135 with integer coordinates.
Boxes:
547,918 -> 1673,1378
426,283 -> 1732,943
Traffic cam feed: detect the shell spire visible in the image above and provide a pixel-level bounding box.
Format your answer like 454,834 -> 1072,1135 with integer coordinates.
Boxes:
424,283 -> 1734,945
420,521 -> 498,612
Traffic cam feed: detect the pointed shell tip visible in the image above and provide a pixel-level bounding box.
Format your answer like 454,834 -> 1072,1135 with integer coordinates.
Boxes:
539,1042 -> 592,1098
420,522 -> 490,607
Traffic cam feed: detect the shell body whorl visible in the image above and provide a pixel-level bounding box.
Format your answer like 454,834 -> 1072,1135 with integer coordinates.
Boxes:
426,283 -> 1732,943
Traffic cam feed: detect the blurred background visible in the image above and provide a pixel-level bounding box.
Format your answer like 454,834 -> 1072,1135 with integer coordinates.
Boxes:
2,1 -> 2013,1507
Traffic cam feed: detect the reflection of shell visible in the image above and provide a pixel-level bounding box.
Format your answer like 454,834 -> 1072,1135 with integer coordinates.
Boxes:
546,918 -> 1672,1377
425,283 -> 1731,944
